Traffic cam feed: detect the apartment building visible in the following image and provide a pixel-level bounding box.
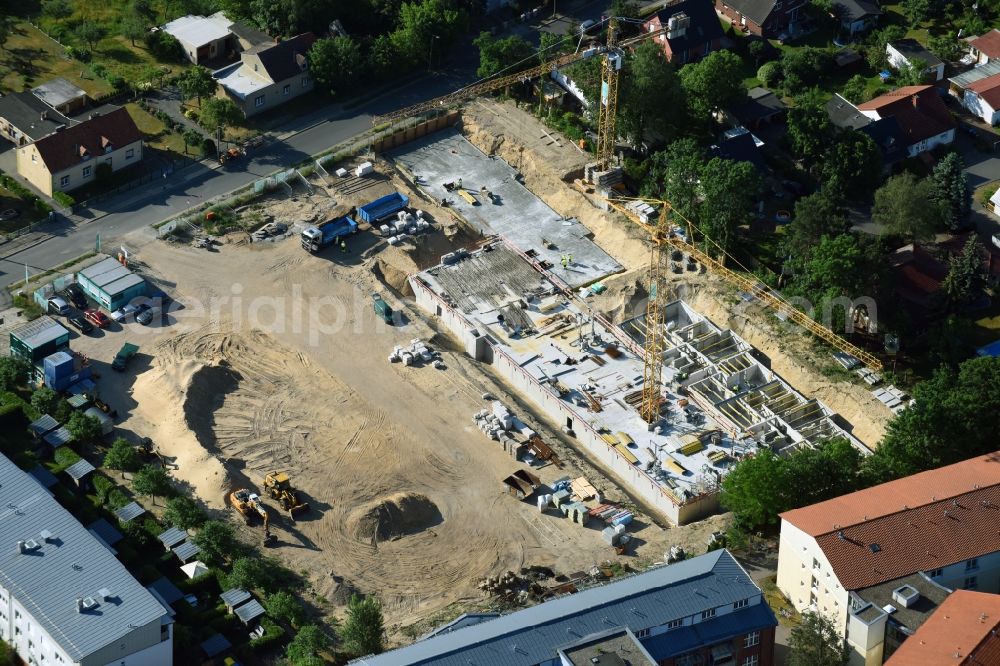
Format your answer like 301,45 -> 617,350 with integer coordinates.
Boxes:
777,452 -> 1000,666
0,453 -> 171,665
885,590 -> 1000,665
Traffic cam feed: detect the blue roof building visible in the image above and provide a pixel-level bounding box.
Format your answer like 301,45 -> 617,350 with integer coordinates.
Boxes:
348,549 -> 776,666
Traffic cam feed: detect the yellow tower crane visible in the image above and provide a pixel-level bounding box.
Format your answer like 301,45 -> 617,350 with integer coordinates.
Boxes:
605,195 -> 883,422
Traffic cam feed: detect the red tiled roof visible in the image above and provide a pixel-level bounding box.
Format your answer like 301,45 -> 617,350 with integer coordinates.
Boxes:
889,244 -> 947,304
812,484 -> 1000,589
857,85 -> 956,146
781,452 -> 1000,537
971,29 -> 1000,59
885,590 -> 1000,666
32,106 -> 141,174
966,72 -> 1000,109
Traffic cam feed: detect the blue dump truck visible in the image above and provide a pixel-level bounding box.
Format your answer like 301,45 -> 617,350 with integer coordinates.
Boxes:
358,192 -> 409,224
300,215 -> 359,252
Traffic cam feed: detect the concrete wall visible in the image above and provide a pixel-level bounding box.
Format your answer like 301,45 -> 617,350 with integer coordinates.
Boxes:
373,112 -> 461,152
16,139 -> 144,197
410,273 -> 718,525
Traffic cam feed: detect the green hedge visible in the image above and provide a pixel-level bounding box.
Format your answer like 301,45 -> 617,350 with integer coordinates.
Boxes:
52,191 -> 75,208
0,172 -> 52,214
53,446 -> 81,471
249,617 -> 285,650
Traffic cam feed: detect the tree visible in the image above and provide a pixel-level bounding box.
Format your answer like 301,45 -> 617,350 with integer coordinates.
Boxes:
641,138 -> 704,224
30,387 -> 61,416
840,74 -> 868,104
286,625 -> 330,662
0,16 -> 15,51
871,173 -> 942,243
788,234 -> 870,330
901,0 -> 932,27
895,60 -> 928,86
66,412 -> 102,443
618,41 -> 684,147
227,556 -> 277,592
720,449 -> 790,528
266,590 -> 305,627
368,34 -> 398,81
787,88 -> 833,162
145,30 -> 185,62
193,520 -> 238,565
182,128 -> 203,154
120,14 -> 147,47
340,594 -> 385,657
391,0 -> 468,68
131,464 -> 172,505
780,47 -> 831,94
610,0 -> 640,20
866,25 -> 905,71
41,0 -> 73,19
74,22 -> 107,51
864,357 -> 1000,483
308,36 -> 364,97
748,39 -> 767,66
679,49 -> 745,118
104,437 -> 141,478
177,66 -> 217,107
473,32 -> 536,79
757,61 -> 782,88
163,495 -> 207,529
788,611 -> 849,666
698,157 -> 761,257
786,191 -> 851,260
928,33 -> 962,63
942,236 -> 987,306
198,97 -> 242,134
820,130 -> 882,199
930,152 -> 970,231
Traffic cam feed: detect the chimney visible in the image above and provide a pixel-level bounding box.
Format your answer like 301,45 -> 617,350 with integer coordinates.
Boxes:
75,598 -> 84,613
16,540 -> 25,554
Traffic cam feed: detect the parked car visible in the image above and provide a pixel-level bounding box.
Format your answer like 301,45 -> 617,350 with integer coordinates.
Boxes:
47,296 -> 71,316
0,209 -> 19,221
136,303 -> 163,326
64,284 -> 88,310
67,315 -> 93,334
579,19 -> 596,34
111,303 -> 141,322
84,308 -> 111,328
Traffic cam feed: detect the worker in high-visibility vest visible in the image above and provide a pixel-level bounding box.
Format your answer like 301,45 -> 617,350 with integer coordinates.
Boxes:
339,239 -> 348,254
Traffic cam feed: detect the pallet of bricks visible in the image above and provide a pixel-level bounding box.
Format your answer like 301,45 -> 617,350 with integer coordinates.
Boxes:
472,402 -> 528,459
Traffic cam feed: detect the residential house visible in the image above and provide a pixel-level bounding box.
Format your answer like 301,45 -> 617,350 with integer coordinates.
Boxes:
948,58 -> 1000,99
831,0 -> 882,37
161,12 -> 235,64
715,0 -> 807,38
214,33 -> 317,117
347,549 -> 777,666
968,28 -> 1000,66
777,451 -> 1000,665
960,71 -> 1000,125
711,129 -> 768,171
0,91 -> 73,146
726,86 -> 787,129
889,244 -> 948,318
856,85 -> 955,156
643,0 -> 724,65
31,78 -> 88,115
885,590 -> 1000,665
15,107 -> 143,197
0,452 -> 172,666
886,39 -> 944,82
826,93 -> 907,168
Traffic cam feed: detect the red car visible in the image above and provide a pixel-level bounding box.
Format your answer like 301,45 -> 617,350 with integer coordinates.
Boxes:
84,308 -> 111,328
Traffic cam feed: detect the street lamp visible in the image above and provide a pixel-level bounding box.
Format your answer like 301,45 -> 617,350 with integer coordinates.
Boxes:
428,34 -> 440,70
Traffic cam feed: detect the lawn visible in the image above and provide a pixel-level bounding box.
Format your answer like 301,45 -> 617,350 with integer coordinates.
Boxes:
0,186 -> 47,234
124,102 -> 185,153
0,23 -> 113,95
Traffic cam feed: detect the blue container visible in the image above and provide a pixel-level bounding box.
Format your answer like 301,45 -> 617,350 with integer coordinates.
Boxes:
44,352 -> 74,379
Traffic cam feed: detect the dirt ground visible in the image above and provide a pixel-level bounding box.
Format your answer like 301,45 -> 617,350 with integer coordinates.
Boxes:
459,100 -> 892,447
58,172 -> 727,638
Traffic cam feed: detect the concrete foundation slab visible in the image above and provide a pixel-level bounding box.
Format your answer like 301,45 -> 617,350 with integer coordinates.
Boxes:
387,129 -> 622,288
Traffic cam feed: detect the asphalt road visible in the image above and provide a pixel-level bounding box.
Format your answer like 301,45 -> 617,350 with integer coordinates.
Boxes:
0,0 -> 633,291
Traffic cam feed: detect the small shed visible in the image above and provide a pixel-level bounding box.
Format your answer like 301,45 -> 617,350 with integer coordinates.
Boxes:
87,518 -> 124,546
64,458 -> 95,488
9,316 -> 70,363
42,427 -> 73,449
114,501 -> 146,524
234,598 -> 266,625
76,257 -> 147,312
28,414 -> 59,438
158,526 -> 188,551
29,465 -> 59,490
31,78 -> 87,114
200,633 -> 232,658
220,588 -> 251,613
66,394 -> 90,410
172,540 -> 201,563
149,577 -> 184,606
180,560 -> 209,579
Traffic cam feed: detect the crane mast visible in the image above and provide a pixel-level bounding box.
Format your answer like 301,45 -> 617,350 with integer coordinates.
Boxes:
595,19 -> 623,172
640,204 -> 669,423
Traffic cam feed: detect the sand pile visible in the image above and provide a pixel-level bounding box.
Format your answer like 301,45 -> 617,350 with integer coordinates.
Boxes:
348,492 -> 443,543
183,362 -> 242,450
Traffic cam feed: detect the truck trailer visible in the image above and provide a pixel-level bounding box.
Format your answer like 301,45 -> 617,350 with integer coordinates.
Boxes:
358,192 -> 409,224
301,216 -> 359,252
